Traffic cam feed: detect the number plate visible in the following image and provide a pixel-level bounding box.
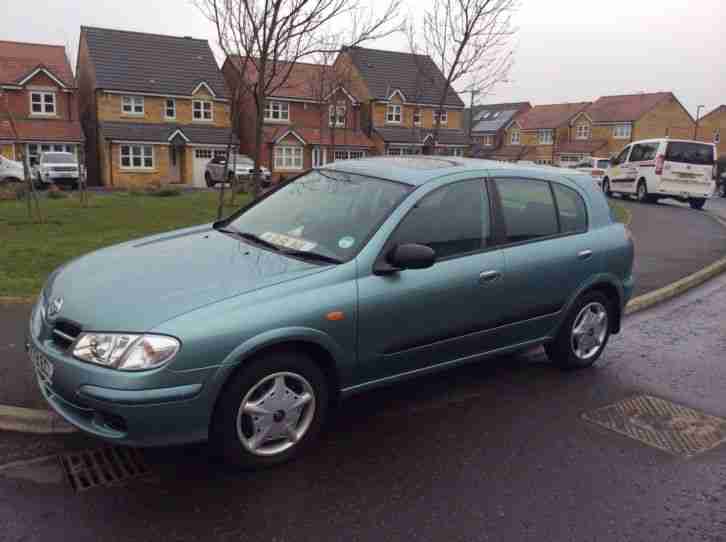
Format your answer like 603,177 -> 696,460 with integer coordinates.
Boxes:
29,345 -> 54,386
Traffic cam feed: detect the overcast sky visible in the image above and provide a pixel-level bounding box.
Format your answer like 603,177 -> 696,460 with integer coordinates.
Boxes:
5,0 -> 724,117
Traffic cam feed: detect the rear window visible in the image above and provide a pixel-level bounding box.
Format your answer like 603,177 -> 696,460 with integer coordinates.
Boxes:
495,178 -> 559,243
665,142 -> 714,165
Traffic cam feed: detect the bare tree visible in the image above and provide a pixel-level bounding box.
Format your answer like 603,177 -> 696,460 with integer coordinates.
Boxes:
1,92 -> 43,223
408,0 -> 517,152
195,0 -> 402,197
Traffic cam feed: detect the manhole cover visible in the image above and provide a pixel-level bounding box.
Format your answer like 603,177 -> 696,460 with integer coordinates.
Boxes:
583,395 -> 726,457
60,446 -> 151,492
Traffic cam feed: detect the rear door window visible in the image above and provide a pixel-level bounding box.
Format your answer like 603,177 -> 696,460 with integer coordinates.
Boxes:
552,183 -> 587,234
665,142 -> 714,165
494,178 -> 559,243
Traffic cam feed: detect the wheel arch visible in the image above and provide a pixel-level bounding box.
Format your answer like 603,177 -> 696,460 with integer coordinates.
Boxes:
558,277 -> 624,336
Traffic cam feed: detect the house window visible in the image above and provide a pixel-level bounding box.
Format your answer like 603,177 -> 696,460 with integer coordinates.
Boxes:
195,149 -> 212,159
120,144 -> 154,169
386,104 -> 401,123
329,105 -> 346,128
122,96 -> 144,115
446,148 -> 464,157
264,101 -> 290,122
535,159 -> 553,165
483,135 -> 494,146
613,124 -> 632,139
434,110 -> 448,125
575,124 -> 591,140
330,149 -> 366,162
538,129 -> 554,145
413,110 -> 422,126
165,99 -> 176,120
714,129 -> 721,144
510,130 -> 520,145
274,146 -> 303,170
30,92 -> 56,115
26,143 -> 74,166
193,100 -> 213,121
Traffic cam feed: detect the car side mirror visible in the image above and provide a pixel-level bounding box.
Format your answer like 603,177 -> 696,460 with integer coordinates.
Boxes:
388,243 -> 436,270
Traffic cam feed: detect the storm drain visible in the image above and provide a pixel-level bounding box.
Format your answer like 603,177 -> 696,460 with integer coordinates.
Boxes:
60,447 -> 151,492
583,395 -> 726,458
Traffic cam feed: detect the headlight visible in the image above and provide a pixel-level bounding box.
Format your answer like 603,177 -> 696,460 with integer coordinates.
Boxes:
72,333 -> 180,371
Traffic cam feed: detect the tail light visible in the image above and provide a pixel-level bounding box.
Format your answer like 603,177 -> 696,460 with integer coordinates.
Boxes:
655,155 -> 665,175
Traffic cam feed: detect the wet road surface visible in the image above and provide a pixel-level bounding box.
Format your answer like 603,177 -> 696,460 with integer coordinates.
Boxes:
2,273 -> 726,540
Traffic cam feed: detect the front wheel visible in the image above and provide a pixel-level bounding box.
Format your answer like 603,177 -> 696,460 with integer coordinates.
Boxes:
718,184 -> 726,198
689,198 -> 706,210
545,291 -> 612,370
636,180 -> 650,203
602,178 -> 612,197
211,350 -> 329,469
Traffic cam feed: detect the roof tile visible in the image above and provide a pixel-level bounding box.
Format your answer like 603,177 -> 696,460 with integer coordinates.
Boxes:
586,92 -> 675,123
0,119 -> 83,142
517,102 -> 591,130
0,40 -> 74,86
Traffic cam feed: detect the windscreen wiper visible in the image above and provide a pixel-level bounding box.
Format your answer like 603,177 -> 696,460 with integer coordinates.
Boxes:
214,227 -> 281,251
278,249 -> 342,265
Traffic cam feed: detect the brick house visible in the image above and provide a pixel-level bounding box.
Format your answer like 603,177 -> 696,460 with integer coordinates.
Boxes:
334,47 -> 469,156
696,105 -> 725,160
222,58 -> 374,182
556,92 -> 695,166
77,27 -> 236,188
495,102 -> 591,164
465,102 -> 531,158
0,40 -> 83,166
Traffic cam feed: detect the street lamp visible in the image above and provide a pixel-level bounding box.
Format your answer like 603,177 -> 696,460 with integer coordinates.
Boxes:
694,105 -> 705,139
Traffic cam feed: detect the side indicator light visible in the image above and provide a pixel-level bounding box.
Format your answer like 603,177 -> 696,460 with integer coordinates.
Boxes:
326,311 -> 345,321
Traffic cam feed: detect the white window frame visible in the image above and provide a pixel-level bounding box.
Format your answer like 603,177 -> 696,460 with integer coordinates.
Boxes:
483,135 -> 494,146
120,144 -> 154,170
329,104 -> 346,128
264,100 -> 290,122
273,145 -> 303,170
195,149 -> 213,159
386,104 -> 402,124
538,129 -> 554,145
613,123 -> 632,139
165,98 -> 176,120
413,109 -> 422,126
510,130 -> 520,145
575,124 -> 591,140
26,143 -> 76,166
434,110 -> 448,126
330,149 -> 366,162
122,96 -> 144,116
193,100 -> 213,122
29,91 -> 56,116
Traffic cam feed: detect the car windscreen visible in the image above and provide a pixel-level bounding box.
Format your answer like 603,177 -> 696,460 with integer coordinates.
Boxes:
665,142 -> 714,165
227,170 -> 411,262
596,160 -> 611,169
43,153 -> 75,164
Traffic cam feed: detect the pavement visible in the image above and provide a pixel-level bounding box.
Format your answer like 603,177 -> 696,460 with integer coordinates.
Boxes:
1,263 -> 726,540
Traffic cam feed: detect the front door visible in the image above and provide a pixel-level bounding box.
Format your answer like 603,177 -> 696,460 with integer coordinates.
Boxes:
356,179 -> 506,383
168,146 -> 181,183
611,145 -> 636,193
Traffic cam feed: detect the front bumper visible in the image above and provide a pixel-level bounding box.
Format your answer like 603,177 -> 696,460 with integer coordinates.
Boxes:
26,327 -> 220,447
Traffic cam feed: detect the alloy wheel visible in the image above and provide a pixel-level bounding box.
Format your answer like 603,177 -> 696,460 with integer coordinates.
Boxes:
570,302 -> 608,361
236,372 -> 316,457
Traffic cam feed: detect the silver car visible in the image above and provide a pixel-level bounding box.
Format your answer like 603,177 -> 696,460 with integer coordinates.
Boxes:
33,152 -> 80,189
204,154 -> 272,189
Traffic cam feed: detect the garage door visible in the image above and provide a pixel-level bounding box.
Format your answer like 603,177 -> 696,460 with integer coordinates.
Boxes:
192,148 -> 214,187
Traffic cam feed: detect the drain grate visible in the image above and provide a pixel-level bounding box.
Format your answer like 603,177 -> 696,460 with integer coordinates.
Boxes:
60,446 -> 151,491
583,395 -> 726,458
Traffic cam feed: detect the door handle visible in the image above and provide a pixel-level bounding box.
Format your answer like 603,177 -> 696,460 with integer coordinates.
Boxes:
577,249 -> 593,260
479,270 -> 502,284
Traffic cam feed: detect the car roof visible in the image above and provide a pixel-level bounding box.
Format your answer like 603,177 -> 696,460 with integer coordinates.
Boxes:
322,156 -> 590,187
627,138 -> 716,146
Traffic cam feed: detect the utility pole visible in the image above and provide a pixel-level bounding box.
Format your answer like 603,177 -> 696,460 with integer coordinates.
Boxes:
463,89 -> 480,155
694,105 -> 705,139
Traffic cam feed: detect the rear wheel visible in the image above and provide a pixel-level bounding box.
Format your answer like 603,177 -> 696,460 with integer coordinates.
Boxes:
636,180 -> 649,203
602,178 -> 612,197
689,198 -> 706,210
545,291 -> 613,370
211,350 -> 329,469
718,184 -> 726,198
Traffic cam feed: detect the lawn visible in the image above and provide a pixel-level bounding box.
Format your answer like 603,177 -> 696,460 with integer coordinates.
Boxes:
0,191 -> 250,298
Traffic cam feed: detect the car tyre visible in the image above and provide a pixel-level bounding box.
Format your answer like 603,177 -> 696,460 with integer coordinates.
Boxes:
545,291 -> 613,370
205,172 -> 214,188
718,184 -> 726,198
636,180 -> 649,203
689,198 -> 706,210
602,178 -> 612,197
211,350 -> 329,469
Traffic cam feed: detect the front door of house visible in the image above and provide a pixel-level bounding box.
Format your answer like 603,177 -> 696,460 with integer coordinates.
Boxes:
169,146 -> 181,183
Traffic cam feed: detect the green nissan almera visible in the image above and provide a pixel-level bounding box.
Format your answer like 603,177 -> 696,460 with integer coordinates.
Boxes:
27,157 -> 634,468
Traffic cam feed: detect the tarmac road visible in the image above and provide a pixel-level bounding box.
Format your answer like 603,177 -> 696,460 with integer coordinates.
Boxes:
1,262 -> 726,541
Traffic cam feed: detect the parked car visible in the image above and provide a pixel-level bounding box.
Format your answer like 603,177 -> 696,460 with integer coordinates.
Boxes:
32,151 -> 80,189
0,155 -> 24,184
573,157 -> 612,189
205,154 -> 272,189
718,172 -> 726,198
27,157 -> 634,469
602,139 -> 717,209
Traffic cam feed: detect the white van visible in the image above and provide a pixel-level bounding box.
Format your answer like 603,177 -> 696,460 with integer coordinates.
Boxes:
602,139 -> 717,209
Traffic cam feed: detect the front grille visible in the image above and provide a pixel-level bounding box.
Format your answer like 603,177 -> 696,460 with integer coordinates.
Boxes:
52,319 -> 82,350
52,166 -> 77,172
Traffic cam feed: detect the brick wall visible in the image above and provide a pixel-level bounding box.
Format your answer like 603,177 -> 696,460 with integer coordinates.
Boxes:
696,109 -> 725,158
372,99 -> 464,130
101,142 -> 171,188
633,97 -> 694,142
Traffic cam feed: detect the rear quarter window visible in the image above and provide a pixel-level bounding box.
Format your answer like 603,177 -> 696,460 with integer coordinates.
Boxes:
665,142 -> 714,165
552,183 -> 587,233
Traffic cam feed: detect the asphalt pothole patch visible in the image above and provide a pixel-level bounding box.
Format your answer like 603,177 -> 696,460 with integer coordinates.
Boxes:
61,446 -> 151,492
583,395 -> 726,458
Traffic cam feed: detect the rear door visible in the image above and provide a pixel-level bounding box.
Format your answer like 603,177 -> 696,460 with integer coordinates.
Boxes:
660,141 -> 716,197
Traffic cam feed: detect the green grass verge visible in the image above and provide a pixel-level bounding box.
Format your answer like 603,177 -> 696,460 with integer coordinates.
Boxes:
608,200 -> 629,224
0,191 -> 250,297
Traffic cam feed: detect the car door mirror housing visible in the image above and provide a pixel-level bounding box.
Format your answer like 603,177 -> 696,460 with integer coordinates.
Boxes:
387,243 -> 436,270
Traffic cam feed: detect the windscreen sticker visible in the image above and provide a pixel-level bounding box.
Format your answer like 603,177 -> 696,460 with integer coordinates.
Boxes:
338,236 -> 355,249
261,231 -> 317,252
